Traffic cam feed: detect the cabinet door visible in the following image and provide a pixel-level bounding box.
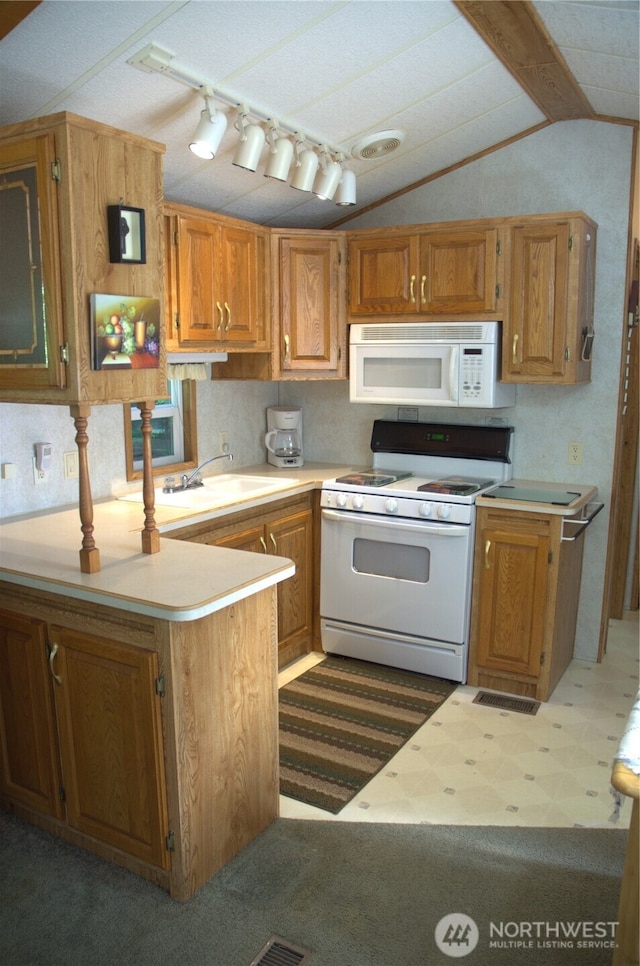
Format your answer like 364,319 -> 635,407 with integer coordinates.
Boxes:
419,229 -> 498,314
475,525 -> 550,678
0,610 -> 64,819
221,225 -> 260,342
0,134 -> 66,391
50,626 -> 169,870
348,235 -> 420,315
504,221 -> 571,380
268,509 -> 313,658
211,524 -> 266,554
175,214 -> 224,342
277,234 -> 346,376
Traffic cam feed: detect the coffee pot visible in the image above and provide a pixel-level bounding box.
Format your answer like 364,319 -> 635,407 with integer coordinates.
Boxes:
265,406 -> 303,468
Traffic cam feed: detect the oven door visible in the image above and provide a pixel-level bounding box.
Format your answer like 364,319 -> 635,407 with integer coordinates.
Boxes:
320,507 -> 473,644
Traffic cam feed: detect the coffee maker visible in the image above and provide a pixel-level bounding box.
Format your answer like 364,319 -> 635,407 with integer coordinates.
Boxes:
265,406 -> 303,468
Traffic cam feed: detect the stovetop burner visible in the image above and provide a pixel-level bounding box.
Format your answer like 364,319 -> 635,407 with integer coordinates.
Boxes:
335,469 -> 413,487
417,476 -> 496,496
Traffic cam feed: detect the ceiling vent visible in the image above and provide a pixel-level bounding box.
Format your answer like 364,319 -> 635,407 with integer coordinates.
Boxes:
351,130 -> 404,161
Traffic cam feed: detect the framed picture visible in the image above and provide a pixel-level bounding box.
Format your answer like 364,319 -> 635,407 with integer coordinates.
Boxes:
90,294 -> 160,370
107,205 -> 146,264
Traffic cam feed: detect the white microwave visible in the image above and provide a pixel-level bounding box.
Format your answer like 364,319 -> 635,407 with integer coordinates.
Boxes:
349,321 -> 516,408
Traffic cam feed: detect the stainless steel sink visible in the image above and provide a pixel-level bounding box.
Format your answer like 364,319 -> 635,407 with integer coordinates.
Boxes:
119,474 -> 300,509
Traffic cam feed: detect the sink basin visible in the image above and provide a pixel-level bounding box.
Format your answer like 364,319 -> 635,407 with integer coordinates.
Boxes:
119,474 -> 300,510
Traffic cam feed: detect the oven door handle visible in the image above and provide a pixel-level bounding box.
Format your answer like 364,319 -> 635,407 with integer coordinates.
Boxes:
321,507 -> 468,536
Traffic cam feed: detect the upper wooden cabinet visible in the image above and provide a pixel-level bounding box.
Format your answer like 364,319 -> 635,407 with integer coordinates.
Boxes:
0,112 -> 166,405
164,202 -> 269,352
271,230 -> 347,379
501,214 -> 596,384
347,225 -> 501,319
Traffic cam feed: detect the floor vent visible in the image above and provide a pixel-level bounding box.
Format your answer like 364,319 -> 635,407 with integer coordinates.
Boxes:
249,935 -> 312,966
473,691 -> 540,715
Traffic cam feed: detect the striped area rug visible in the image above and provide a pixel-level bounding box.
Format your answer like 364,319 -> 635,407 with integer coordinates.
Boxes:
279,656 -> 457,814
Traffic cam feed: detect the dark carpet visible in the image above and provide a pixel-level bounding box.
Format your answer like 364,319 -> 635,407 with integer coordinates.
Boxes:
0,811 -> 626,966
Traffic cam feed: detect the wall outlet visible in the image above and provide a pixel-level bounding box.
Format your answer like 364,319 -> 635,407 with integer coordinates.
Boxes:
64,450 -> 79,479
32,456 -> 47,485
219,430 -> 230,453
568,441 -> 583,465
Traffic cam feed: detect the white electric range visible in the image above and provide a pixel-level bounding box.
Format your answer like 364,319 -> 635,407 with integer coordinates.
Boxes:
320,420 -> 514,682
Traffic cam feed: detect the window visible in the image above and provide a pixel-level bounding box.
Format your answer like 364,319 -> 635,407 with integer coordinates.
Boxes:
124,379 -> 197,482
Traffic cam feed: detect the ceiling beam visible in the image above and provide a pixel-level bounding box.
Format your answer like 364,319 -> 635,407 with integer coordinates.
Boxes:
0,1 -> 41,41
454,0 -> 594,122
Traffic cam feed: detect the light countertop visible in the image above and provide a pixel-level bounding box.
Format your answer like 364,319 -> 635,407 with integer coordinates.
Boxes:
476,479 -> 599,515
0,463 -> 353,622
0,465 -> 599,620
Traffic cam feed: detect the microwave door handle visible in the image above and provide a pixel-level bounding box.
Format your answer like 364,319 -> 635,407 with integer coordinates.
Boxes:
449,346 -> 459,403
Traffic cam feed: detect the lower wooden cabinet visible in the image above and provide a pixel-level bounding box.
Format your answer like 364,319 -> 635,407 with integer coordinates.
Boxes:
172,493 -> 316,666
0,579 -> 280,900
0,610 -> 64,820
0,608 -> 169,869
468,506 -> 586,701
50,625 -> 169,869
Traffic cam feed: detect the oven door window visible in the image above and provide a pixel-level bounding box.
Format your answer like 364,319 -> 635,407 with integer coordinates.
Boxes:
353,537 -> 429,582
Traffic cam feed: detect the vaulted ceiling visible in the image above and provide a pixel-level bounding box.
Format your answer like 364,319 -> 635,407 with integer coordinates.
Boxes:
1,1 -> 637,229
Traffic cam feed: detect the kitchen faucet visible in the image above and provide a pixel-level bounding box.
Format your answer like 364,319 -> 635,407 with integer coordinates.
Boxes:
162,453 -> 233,493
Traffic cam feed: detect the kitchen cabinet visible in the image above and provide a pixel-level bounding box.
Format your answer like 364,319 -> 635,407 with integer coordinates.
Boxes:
468,503 -> 589,701
271,230 -> 347,379
171,493 -> 315,666
0,607 -> 169,871
164,202 -> 269,352
0,112 -> 166,405
501,214 -> 596,384
0,574 -> 280,901
0,610 -> 64,820
347,224 -> 501,319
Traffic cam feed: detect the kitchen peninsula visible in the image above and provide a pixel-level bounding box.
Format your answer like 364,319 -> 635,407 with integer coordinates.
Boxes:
0,497 -> 296,901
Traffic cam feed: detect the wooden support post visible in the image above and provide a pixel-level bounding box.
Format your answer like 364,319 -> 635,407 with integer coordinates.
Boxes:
70,405 -> 101,574
138,400 -> 160,555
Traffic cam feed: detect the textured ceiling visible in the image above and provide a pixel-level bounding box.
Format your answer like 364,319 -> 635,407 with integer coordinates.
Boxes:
0,0 -> 637,229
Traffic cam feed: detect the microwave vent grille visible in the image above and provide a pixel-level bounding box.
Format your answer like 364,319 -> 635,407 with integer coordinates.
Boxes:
359,324 -> 485,342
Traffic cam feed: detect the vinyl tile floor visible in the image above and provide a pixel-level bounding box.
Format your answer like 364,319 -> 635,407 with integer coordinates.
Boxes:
278,613 -> 639,829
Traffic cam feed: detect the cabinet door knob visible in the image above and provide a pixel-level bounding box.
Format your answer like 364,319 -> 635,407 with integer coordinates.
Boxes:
260,536 -> 268,553
283,333 -> 291,364
270,532 -> 277,552
216,301 -> 223,332
512,333 -> 519,365
484,539 -> 491,570
410,274 -> 416,303
48,642 -> 62,685
224,301 -> 231,331
420,274 -> 426,304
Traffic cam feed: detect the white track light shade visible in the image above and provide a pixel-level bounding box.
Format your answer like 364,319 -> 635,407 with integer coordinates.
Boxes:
313,160 -> 342,200
233,123 -> 265,171
290,149 -> 319,191
265,136 -> 294,181
335,168 -> 356,206
189,108 -> 227,159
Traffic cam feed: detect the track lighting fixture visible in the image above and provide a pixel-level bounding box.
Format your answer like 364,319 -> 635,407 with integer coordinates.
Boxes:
264,121 -> 294,182
232,106 -> 266,171
313,147 -> 342,201
290,137 -> 319,192
130,45 -> 361,207
335,167 -> 356,206
189,88 -> 227,160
